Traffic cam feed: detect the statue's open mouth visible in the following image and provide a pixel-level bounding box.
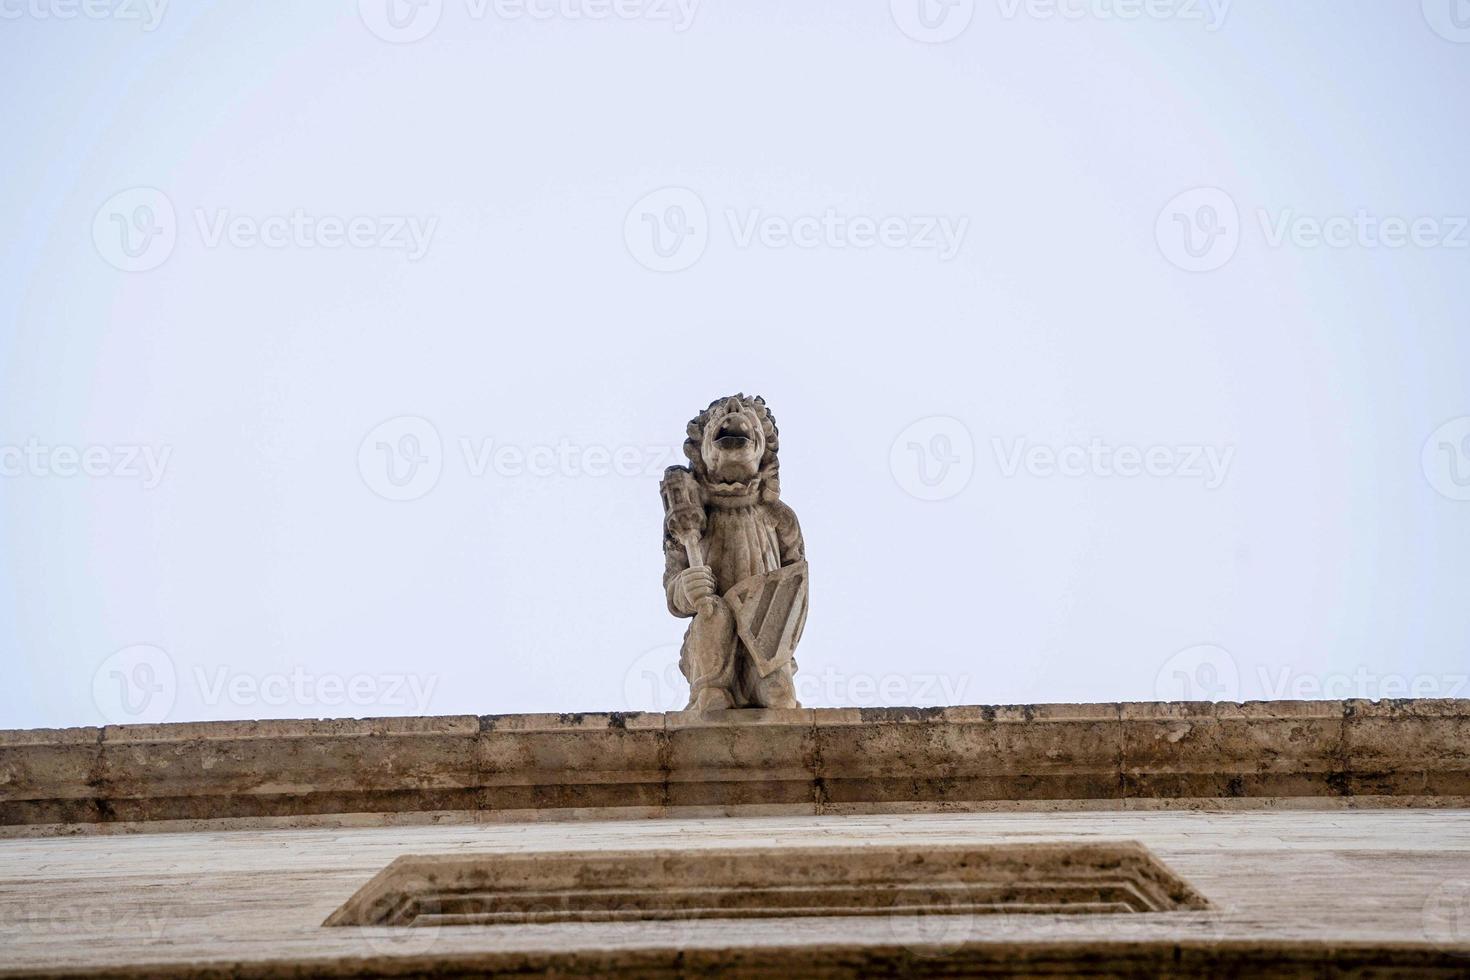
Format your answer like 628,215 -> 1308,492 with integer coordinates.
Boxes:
714,416 -> 755,451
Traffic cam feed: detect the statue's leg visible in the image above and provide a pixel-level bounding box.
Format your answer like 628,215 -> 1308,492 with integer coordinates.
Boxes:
679,596 -> 739,711
743,658 -> 800,710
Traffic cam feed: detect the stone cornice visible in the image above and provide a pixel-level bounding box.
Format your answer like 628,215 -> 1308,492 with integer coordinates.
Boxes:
1,700 -> 1466,835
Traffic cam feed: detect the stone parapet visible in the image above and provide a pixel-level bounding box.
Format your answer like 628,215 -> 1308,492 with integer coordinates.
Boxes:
1,700 -> 1466,834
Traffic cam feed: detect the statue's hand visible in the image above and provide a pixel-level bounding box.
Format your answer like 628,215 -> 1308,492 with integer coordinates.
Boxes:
673,566 -> 717,613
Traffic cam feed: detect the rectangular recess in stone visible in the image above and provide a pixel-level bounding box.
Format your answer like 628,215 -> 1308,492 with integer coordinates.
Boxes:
323,841 -> 1208,927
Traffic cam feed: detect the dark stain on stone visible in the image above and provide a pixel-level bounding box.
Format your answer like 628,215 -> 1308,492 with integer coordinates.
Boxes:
858,706 -> 946,724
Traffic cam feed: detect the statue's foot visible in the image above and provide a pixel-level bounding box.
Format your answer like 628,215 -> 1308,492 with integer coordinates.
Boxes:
689,688 -> 734,712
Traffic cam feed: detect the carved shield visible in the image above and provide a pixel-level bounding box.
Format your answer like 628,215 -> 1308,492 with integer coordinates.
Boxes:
723,560 -> 809,678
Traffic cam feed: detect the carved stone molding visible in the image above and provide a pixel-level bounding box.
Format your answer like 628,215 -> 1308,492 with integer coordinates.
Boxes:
324,842 -> 1208,928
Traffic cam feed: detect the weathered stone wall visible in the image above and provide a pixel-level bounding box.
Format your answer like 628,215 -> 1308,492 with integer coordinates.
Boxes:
1,810 -> 1467,976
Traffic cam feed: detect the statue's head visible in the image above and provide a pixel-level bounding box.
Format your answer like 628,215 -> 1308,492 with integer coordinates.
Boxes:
685,394 -> 780,494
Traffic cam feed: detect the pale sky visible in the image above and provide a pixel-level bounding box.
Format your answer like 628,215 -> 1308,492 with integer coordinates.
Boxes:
2,0 -> 1468,729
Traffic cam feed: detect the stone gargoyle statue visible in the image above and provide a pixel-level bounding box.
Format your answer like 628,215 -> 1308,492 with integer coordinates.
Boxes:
660,394 -> 808,712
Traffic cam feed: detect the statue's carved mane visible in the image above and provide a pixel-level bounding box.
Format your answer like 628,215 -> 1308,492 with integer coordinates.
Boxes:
683,393 -> 781,501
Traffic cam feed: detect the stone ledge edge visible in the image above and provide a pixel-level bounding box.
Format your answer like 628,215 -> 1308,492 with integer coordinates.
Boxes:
2,699 -> 1466,832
